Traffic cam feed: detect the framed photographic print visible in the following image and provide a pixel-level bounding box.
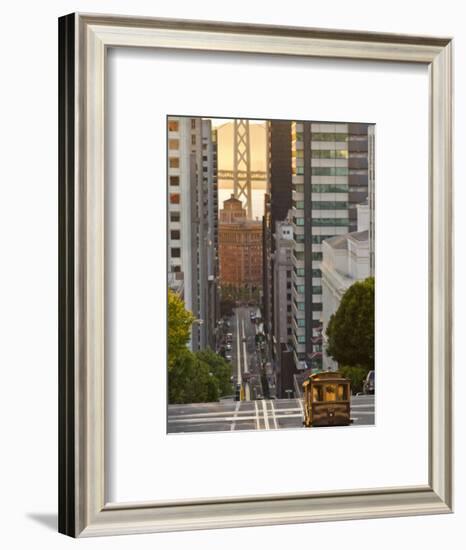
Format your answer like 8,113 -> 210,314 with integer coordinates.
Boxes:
58,13 -> 453,537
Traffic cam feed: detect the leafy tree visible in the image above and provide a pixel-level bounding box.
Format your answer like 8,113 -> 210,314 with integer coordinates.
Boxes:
168,349 -> 219,404
195,348 -> 232,396
168,289 -> 195,369
339,365 -> 368,395
326,277 -> 374,371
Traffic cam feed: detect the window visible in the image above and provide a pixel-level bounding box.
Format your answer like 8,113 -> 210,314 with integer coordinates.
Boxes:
168,119 -> 179,132
312,184 -> 348,193
191,135 -> 196,145
311,167 -> 348,176
297,335 -> 306,344
312,218 -> 349,227
170,212 -> 180,222
287,305 -> 292,312
169,176 -> 180,186
293,184 -> 304,193
312,201 -> 348,210
170,248 -> 181,258
311,132 -> 347,142
286,282 -> 291,289
312,252 -> 323,261
311,149 -> 348,159
297,319 -> 306,328
168,139 -> 179,150
169,157 -> 179,168
170,193 -> 180,204
311,269 -> 321,277
292,200 -> 305,209
191,119 -> 196,129
295,267 -> 305,277
170,230 -> 180,240
294,234 -> 305,243
312,286 -> 322,294
293,217 -> 305,226
311,302 -> 323,311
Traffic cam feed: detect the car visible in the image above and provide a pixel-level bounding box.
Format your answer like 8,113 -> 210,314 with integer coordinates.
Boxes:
242,337 -> 247,343
363,370 -> 375,395
225,343 -> 232,351
225,354 -> 232,362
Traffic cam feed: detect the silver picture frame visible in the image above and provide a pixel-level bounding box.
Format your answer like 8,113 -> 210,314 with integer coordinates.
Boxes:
58,13 -> 453,537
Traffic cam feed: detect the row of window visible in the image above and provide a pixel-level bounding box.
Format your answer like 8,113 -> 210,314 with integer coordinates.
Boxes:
312,149 -> 349,159
312,132 -> 348,142
291,200 -> 349,211
294,184 -> 349,193
311,167 -> 349,176
313,218 -> 349,227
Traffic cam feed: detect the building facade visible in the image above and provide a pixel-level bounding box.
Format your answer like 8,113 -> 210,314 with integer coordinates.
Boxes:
218,195 -> 263,290
321,204 -> 371,370
167,116 -> 219,351
263,121 -> 293,351
291,121 -> 373,371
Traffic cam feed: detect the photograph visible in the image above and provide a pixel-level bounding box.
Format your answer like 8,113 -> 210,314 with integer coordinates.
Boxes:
167,116 -> 375,433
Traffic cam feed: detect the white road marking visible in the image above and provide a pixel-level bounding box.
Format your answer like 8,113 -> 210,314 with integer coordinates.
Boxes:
254,400 -> 261,430
270,400 -> 278,430
262,399 -> 270,430
296,398 -> 304,420
230,401 -> 241,431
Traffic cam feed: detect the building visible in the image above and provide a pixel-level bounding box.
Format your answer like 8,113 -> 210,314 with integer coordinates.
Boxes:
290,121 -> 374,371
218,195 -> 263,290
321,203 -> 371,370
271,216 -> 296,396
263,120 -> 293,350
167,116 -> 219,351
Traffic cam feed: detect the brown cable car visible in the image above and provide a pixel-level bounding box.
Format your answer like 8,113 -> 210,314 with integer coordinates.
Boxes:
302,371 -> 351,427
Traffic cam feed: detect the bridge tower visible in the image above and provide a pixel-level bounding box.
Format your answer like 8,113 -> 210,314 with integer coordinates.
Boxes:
233,119 -> 253,219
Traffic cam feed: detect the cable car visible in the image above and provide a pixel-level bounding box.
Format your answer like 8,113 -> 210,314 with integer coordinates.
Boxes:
302,371 -> 351,427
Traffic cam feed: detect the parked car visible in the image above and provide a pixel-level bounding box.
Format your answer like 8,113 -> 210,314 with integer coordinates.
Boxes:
363,370 -> 375,395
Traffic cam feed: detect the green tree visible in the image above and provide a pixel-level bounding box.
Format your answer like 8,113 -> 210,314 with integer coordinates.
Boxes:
168,349 -> 219,404
339,365 -> 368,395
168,289 -> 195,369
195,348 -> 232,396
326,277 -> 374,371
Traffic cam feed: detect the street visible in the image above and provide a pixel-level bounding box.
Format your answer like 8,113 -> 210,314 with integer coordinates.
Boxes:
229,306 -> 263,400
167,394 -> 375,433
168,305 -> 375,433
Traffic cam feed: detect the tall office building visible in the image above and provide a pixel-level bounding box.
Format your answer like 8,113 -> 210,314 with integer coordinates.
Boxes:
290,121 -> 373,371
263,121 -> 293,351
167,117 -> 218,351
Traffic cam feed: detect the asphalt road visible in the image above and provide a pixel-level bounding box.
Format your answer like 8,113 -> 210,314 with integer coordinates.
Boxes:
229,306 -> 263,400
167,394 -> 375,433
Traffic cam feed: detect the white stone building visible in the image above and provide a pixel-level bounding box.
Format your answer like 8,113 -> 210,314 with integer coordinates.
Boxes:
321,203 -> 371,370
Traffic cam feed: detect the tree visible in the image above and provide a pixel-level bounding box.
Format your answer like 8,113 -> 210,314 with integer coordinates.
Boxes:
168,289 -> 195,369
195,348 -> 232,396
168,349 -> 219,404
326,277 -> 374,371
339,366 -> 368,395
